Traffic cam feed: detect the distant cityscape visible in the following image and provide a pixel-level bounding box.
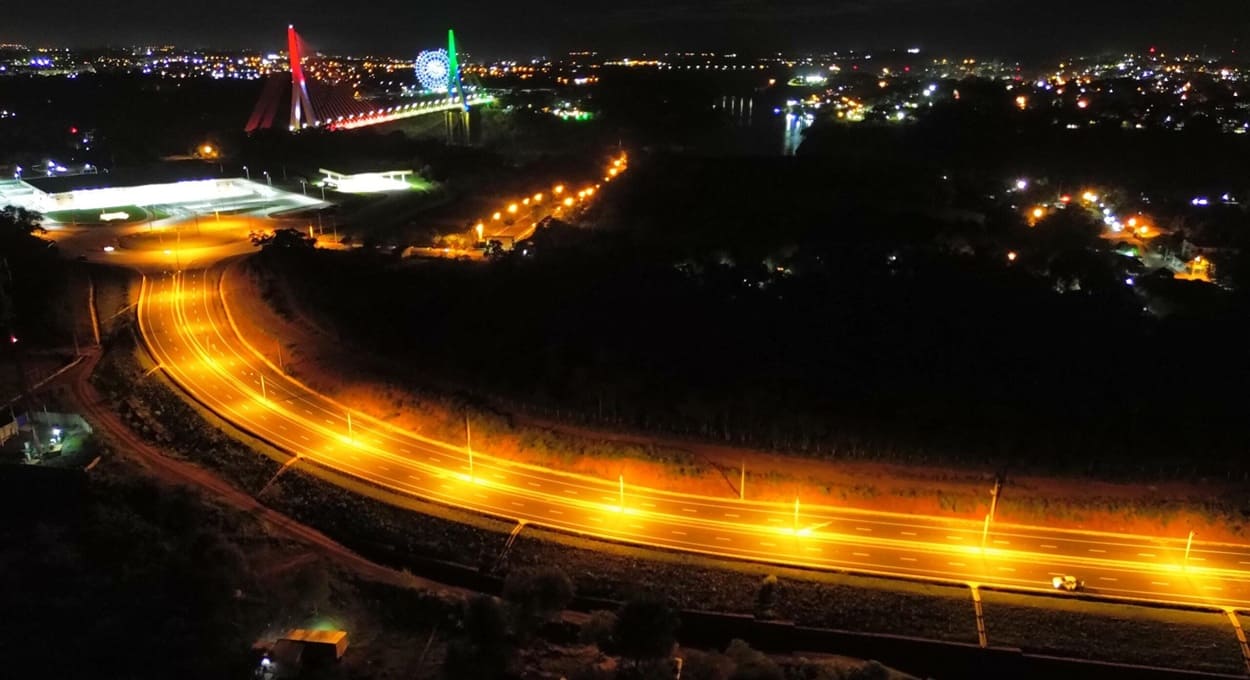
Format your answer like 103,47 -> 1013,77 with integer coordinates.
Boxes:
3,42 -> 1248,134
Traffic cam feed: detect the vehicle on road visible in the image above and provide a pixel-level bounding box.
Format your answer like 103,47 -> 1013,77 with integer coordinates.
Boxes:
1052,575 -> 1083,592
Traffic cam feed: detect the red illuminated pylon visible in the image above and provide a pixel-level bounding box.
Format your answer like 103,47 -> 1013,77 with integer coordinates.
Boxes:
288,25 -> 316,130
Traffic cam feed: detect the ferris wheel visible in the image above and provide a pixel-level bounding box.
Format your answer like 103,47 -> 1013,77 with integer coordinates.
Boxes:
415,49 -> 451,92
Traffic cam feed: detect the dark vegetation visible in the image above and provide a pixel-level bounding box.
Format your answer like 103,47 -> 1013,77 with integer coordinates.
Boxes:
255,144 -> 1250,479
0,464 -> 260,678
0,207 -> 73,347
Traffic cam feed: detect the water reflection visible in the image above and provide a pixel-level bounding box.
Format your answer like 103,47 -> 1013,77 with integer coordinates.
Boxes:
715,95 -> 812,156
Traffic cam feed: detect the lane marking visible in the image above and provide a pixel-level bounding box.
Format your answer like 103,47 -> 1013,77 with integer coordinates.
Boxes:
1088,549 -> 1106,554
900,557 -> 917,562
900,531 -> 917,536
1100,577 -> 1118,582
760,542 -> 776,547
724,513 -> 740,519
948,562 -> 966,567
1151,581 -> 1170,586
855,527 -> 872,532
682,508 -> 698,514
993,539 -> 1010,545
946,535 -> 963,541
1138,552 -> 1156,558
672,530 -> 687,536
715,537 -> 731,542
1040,544 -> 1057,549
852,552 -> 870,557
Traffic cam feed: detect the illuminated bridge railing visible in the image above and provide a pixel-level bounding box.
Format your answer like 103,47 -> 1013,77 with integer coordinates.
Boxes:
322,94 -> 494,131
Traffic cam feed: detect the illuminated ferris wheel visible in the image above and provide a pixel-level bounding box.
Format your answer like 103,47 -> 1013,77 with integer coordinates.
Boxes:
415,49 -> 451,92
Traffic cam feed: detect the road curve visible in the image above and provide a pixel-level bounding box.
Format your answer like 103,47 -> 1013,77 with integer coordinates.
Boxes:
137,262 -> 1250,609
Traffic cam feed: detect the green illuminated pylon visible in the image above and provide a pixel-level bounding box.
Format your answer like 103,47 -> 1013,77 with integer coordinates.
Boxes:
447,29 -> 466,109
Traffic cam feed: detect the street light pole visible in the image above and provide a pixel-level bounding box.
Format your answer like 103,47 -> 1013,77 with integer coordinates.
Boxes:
739,461 -> 745,501
465,411 -> 473,480
347,410 -> 353,442
1185,530 -> 1196,566
618,474 -> 624,510
260,373 -> 266,400
243,165 -> 250,180
989,477 -> 1002,523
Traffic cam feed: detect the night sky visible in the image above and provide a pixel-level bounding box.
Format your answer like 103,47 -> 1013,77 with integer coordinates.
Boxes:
6,0 -> 1248,60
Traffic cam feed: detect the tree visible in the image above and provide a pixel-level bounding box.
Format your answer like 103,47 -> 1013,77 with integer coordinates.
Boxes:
485,239 -> 507,260
444,595 -> 513,679
754,574 -> 779,620
579,609 -> 618,651
0,206 -> 45,241
502,565 -> 574,632
292,561 -> 332,614
250,228 -> 316,251
463,594 -> 510,648
615,594 -> 679,666
724,639 -> 782,680
848,660 -> 891,680
680,648 -> 733,680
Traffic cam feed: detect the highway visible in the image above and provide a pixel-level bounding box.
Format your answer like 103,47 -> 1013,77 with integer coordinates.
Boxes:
137,261 -> 1250,609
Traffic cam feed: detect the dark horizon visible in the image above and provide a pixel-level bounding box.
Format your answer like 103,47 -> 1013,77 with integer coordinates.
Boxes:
5,0 -> 1248,61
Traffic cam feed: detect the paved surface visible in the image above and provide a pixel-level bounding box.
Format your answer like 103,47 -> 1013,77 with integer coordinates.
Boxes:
137,262 -> 1250,609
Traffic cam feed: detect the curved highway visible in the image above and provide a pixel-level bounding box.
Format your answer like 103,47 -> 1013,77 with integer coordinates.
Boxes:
138,263 -> 1250,609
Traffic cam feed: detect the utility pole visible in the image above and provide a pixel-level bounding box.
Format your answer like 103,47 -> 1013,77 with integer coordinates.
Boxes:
347,410 -> 353,442
1185,530 -> 1196,566
276,339 -> 284,373
260,373 -> 266,400
981,513 -> 991,551
793,498 -> 800,533
618,474 -> 624,510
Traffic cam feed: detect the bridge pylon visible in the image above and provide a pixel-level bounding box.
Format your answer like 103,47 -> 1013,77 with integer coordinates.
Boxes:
288,24 -> 316,130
